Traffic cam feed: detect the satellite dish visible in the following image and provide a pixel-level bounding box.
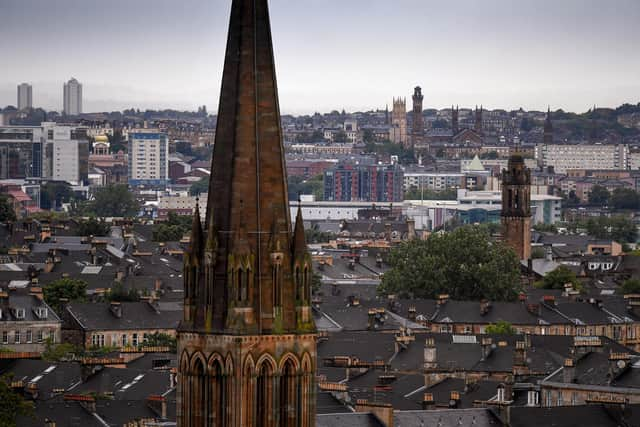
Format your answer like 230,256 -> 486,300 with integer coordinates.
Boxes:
617,360 -> 626,370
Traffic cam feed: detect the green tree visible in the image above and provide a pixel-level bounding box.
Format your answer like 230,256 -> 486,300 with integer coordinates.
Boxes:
43,278 -> 88,314
42,339 -> 79,362
485,320 -> 516,335
404,188 -> 457,200
0,375 -> 34,426
0,195 -> 16,223
153,212 -> 192,242
619,278 -> 640,295
90,184 -> 139,217
536,265 -> 579,290
531,247 -> 546,259
40,181 -> 74,210
190,176 -> 209,196
107,281 -> 140,302
610,188 -> 640,210
380,225 -> 521,301
76,217 -> 110,237
588,185 -> 610,206
144,332 -> 177,352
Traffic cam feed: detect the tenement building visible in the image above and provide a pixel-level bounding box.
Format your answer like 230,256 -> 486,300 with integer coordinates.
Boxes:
177,0 -> 316,426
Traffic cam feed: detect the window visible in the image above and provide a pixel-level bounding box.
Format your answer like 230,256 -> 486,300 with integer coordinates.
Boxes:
2,331 -> 7,345
36,330 -> 43,343
122,334 -> 128,347
440,325 -> 452,333
546,390 -> 552,407
571,392 -> 577,406
14,331 -> 20,344
132,333 -> 138,347
26,330 -> 32,343
557,393 -> 563,406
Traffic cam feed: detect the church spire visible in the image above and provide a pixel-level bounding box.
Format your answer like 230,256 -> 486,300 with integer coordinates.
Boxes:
178,2 -> 316,426
189,198 -> 203,263
190,0 -> 309,334
292,200 -> 306,260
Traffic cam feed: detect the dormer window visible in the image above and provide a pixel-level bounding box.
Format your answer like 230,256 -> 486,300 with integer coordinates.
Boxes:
14,308 -> 26,320
34,307 -> 48,319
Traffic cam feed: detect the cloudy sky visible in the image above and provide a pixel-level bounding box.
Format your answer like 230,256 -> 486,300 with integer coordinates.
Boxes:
1,0 -> 639,114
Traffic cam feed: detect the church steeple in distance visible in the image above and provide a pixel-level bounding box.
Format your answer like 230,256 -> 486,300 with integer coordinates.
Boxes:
543,106 -> 553,144
177,1 -> 316,425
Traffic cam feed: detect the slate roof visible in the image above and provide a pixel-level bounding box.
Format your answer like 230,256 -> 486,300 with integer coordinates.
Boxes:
316,413 -> 385,427
394,408 -> 499,427
507,404 -> 640,427
65,302 -> 181,331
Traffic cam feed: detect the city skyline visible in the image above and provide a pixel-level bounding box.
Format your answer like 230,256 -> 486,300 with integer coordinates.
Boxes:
1,0 -> 639,114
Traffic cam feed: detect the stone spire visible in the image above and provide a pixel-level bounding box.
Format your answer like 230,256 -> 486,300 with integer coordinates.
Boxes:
185,0 -> 307,334
544,106 -> 553,144
292,202 -> 306,260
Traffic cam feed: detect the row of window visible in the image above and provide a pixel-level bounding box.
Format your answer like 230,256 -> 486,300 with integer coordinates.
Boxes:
91,332 -> 160,348
1,329 -> 54,345
437,324 -> 637,340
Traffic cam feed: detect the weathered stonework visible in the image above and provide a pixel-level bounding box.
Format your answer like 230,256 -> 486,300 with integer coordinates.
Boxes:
177,0 -> 316,425
501,154 -> 532,261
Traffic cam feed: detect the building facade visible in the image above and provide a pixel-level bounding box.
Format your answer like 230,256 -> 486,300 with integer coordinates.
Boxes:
128,130 -> 169,187
17,83 -> 32,111
324,162 -> 404,202
535,144 -> 629,173
177,1 -> 316,425
63,78 -> 83,116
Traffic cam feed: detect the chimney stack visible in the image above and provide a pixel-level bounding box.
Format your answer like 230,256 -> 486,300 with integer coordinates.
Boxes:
110,301 -> 122,318
424,338 -> 437,370
563,358 -> 576,383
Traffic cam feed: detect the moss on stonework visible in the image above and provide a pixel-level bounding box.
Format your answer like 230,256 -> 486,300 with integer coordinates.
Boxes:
273,307 -> 284,334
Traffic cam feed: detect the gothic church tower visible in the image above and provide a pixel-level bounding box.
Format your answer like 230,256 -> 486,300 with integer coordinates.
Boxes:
501,152 -> 532,261
177,0 -> 316,425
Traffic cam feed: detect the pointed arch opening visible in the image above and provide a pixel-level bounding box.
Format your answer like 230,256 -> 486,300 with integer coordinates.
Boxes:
191,356 -> 207,426
256,359 -> 275,427
210,358 -> 225,427
279,358 -> 299,427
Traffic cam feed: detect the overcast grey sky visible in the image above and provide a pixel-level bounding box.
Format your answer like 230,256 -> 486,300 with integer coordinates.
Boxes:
1,0 -> 639,114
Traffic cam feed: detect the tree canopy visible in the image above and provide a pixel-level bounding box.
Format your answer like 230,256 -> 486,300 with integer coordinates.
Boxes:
610,188 -> 640,210
485,320 -> 516,335
0,195 -> 16,223
619,278 -> 640,295
535,265 -> 579,290
89,185 -> 139,217
75,217 -> 111,237
0,375 -> 34,426
379,225 -> 521,301
588,185 -> 609,206
189,177 -> 209,196
43,278 -> 88,314
153,212 -> 192,242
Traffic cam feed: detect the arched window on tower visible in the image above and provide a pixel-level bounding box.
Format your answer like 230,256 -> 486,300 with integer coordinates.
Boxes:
210,359 -> 225,427
257,363 -> 273,427
192,358 -> 206,426
279,360 -> 298,427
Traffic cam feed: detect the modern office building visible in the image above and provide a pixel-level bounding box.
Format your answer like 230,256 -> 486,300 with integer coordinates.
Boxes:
46,123 -> 89,185
63,78 -> 83,115
128,130 -> 169,187
17,83 -> 32,110
535,143 -> 629,173
0,126 -> 44,179
0,123 -> 89,185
